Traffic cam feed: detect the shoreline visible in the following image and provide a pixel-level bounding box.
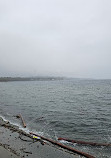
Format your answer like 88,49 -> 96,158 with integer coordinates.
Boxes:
0,116 -> 83,158
0,77 -> 65,82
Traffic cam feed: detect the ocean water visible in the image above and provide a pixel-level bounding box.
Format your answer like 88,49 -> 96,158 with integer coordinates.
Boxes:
0,79 -> 111,157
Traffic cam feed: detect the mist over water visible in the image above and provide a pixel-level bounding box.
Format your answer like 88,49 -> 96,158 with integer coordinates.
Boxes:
0,79 -> 111,157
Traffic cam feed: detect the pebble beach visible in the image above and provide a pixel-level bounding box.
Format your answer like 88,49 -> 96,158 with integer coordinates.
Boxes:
0,116 -> 84,158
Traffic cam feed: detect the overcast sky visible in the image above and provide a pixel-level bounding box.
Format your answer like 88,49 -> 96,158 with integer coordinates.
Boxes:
0,0 -> 111,79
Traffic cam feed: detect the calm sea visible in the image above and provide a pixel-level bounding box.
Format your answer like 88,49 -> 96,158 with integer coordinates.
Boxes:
0,79 -> 111,157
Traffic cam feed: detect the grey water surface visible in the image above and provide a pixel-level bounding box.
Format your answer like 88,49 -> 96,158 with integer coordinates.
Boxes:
0,79 -> 111,158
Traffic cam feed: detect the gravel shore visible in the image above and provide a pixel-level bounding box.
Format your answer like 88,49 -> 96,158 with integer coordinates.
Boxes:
0,117 -> 83,158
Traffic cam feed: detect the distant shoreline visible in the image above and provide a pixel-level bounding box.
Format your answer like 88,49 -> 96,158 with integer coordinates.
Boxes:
0,77 -> 64,82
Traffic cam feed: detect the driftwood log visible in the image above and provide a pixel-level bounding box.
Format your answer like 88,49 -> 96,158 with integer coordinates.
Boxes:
58,137 -> 111,147
19,114 -> 26,128
30,132 -> 95,158
16,114 -> 26,128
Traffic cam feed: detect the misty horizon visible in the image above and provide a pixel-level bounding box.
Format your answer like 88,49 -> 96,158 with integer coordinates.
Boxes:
0,0 -> 111,79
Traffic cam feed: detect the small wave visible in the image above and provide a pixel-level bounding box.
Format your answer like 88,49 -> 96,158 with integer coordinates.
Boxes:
48,100 -> 55,103
59,140 -> 77,147
5,104 -> 12,106
59,140 -> 69,144
63,99 -> 75,104
0,114 -> 45,136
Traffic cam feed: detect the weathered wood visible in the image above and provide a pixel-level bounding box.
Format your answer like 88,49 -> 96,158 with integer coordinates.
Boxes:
19,114 -> 26,128
58,137 -> 111,147
30,132 -> 95,158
